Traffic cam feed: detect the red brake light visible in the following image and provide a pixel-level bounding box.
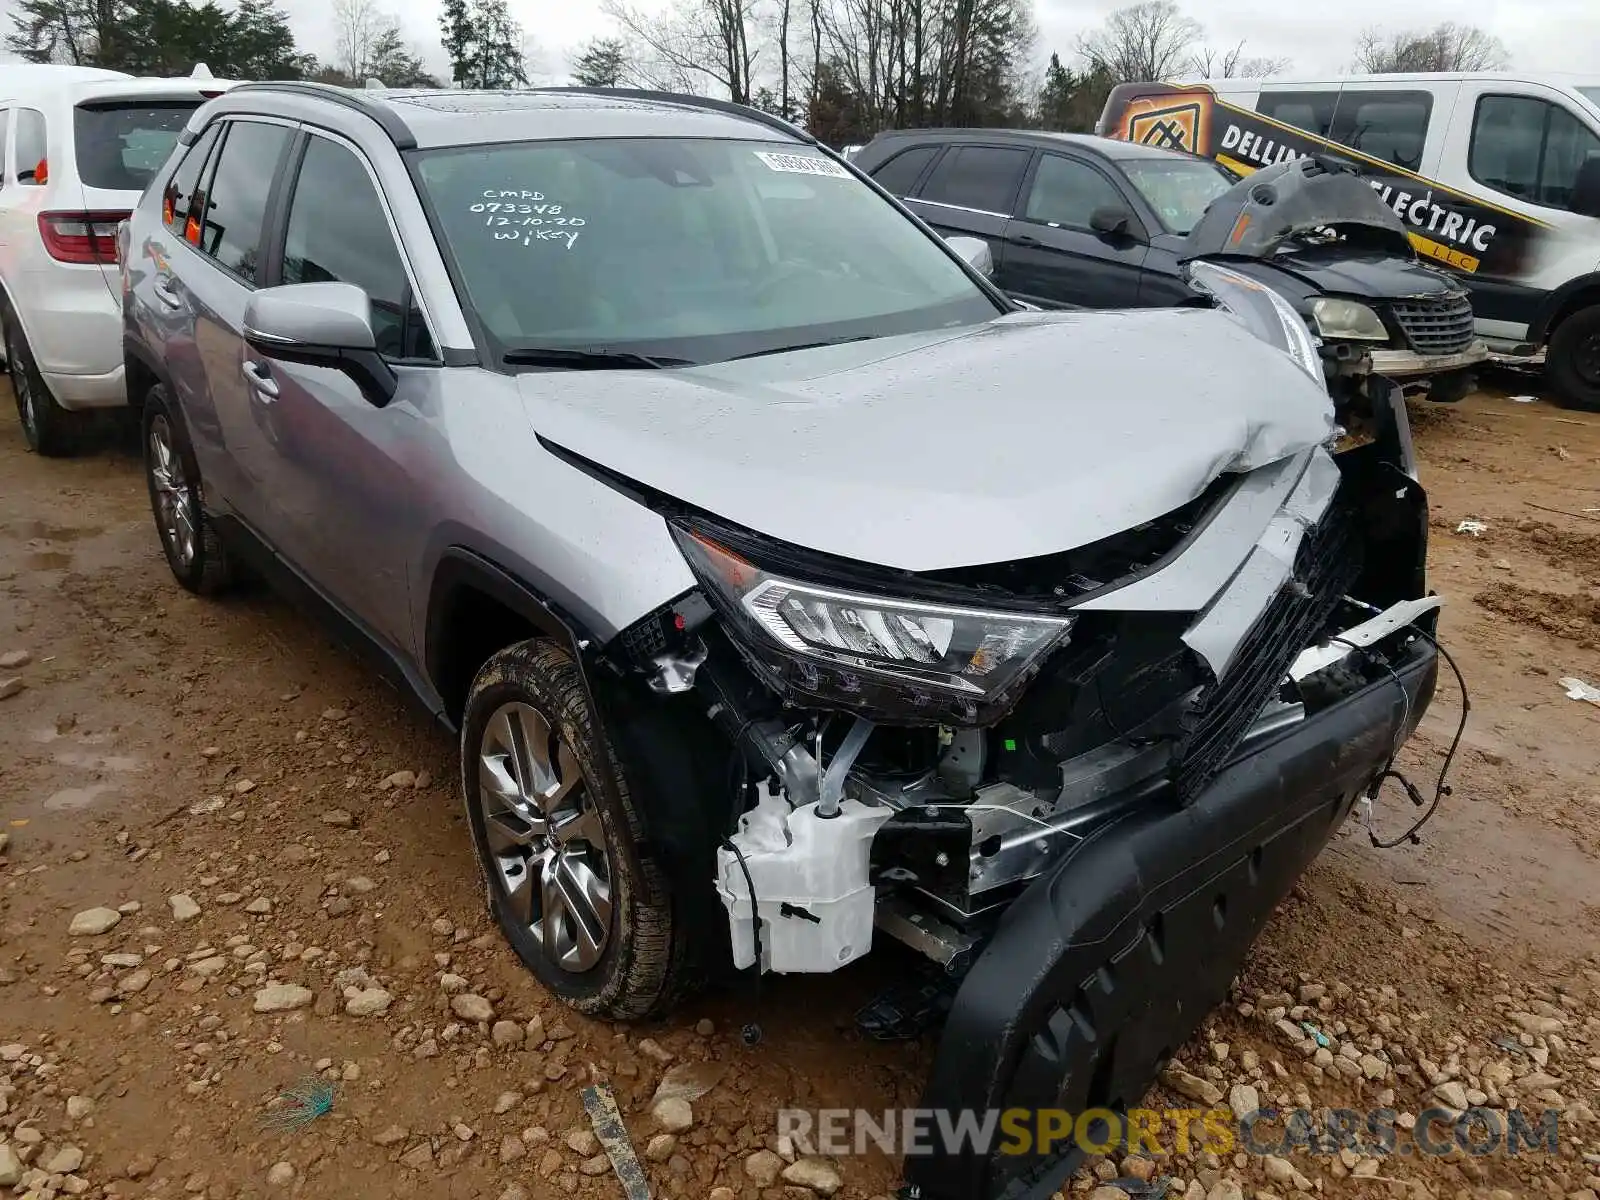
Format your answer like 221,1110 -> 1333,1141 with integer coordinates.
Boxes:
37,210 -> 131,265
33,158 -> 48,184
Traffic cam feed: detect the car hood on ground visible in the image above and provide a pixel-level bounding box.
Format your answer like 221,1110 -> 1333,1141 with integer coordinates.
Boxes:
519,310 -> 1335,573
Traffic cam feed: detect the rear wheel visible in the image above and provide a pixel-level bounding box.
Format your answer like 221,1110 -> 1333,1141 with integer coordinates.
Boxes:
140,384 -> 235,594
3,304 -> 91,456
1547,304 -> 1600,412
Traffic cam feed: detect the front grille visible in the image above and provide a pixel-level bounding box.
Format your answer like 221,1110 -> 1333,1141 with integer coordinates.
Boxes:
1173,496 -> 1363,803
1390,293 -> 1476,356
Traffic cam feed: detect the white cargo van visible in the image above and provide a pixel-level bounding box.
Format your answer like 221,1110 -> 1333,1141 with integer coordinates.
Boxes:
1099,73 -> 1600,411
0,64 -> 236,453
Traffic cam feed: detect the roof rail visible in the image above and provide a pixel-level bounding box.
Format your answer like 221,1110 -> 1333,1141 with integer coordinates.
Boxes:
224,80 -> 416,149
533,86 -> 816,145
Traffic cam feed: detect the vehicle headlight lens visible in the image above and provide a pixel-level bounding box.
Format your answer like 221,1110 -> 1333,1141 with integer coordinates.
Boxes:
1185,260 -> 1324,387
672,525 -> 1074,709
1311,298 -> 1388,341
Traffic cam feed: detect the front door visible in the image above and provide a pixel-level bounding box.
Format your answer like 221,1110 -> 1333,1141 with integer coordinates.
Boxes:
1001,153 -> 1150,309
248,130 -> 438,652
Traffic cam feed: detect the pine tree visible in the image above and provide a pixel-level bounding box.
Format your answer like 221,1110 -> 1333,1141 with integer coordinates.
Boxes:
440,0 -> 524,88
438,0 -> 474,86
571,36 -> 626,87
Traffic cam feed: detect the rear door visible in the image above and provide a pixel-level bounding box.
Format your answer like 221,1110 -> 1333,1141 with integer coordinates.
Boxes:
1000,151 -> 1150,308
902,143 -> 1031,270
168,117 -> 297,533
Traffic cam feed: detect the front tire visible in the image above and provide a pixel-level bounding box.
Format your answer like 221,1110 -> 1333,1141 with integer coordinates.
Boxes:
461,639 -> 690,1019
140,385 -> 235,594
3,304 -> 91,456
1547,304 -> 1600,412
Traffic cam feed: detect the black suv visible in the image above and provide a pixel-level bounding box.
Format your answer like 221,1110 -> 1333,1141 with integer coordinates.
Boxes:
854,128 -> 1488,406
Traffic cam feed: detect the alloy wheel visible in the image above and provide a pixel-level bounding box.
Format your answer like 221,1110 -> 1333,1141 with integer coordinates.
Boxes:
148,414 -> 197,568
476,701 -> 613,971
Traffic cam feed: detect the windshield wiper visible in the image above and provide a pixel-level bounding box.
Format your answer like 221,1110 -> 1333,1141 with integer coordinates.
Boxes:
728,334 -> 876,361
500,346 -> 693,370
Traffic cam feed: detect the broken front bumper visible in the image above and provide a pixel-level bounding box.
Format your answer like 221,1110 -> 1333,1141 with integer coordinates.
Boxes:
904,636 -> 1438,1200
1368,341 -> 1489,378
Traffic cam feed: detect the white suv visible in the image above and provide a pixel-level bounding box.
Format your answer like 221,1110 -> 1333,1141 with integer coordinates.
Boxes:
0,64 -> 233,454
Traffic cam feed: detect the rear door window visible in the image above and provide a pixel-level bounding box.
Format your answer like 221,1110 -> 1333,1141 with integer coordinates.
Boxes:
870,145 -> 939,196
195,120 -> 294,284
1257,91 -> 1339,139
162,123 -> 221,239
75,100 -> 200,192
15,109 -> 47,184
1329,90 -> 1432,171
0,111 -> 10,182
918,145 -> 1032,214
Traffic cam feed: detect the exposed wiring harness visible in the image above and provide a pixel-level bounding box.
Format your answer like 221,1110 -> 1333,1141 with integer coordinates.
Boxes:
1333,598 -> 1471,848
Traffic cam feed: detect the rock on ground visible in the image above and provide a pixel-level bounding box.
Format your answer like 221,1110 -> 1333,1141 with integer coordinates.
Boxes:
253,983 -> 314,1013
450,992 -> 494,1022
782,1157 -> 843,1195
68,907 -> 122,936
168,893 -> 201,922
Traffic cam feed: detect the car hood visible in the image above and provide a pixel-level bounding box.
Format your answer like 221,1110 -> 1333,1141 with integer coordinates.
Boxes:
1237,252 -> 1460,303
519,310 -> 1335,573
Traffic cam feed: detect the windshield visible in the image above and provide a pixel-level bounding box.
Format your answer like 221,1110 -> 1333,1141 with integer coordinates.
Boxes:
1581,87 -> 1600,110
1120,157 -> 1237,233
74,100 -> 199,192
413,138 -> 999,365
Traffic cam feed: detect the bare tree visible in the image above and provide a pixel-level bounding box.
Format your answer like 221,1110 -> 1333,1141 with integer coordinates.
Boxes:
1186,39 -> 1288,79
602,0 -> 759,102
1353,22 -> 1508,73
1078,0 -> 1200,84
333,0 -> 387,79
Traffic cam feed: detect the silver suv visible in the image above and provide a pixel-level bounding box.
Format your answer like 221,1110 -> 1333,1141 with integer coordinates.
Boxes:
123,84 -> 1446,1200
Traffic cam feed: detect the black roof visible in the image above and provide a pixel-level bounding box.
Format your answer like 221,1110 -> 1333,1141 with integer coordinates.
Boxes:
864,126 -> 1198,162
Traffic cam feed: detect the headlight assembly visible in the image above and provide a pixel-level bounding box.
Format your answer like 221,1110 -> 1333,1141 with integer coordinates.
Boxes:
1185,260 -> 1324,387
1311,298 -> 1388,341
671,524 -> 1074,724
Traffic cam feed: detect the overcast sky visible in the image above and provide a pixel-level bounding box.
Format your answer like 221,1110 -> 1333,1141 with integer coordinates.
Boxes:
4,0 -> 1597,82
263,0 -> 1600,83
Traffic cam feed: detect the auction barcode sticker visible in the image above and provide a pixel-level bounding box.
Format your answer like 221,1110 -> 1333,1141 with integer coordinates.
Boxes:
754,150 -> 850,178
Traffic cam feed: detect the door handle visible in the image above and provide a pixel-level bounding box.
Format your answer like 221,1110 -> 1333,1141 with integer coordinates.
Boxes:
152,276 -> 182,309
1012,233 -> 1041,247
242,359 -> 279,400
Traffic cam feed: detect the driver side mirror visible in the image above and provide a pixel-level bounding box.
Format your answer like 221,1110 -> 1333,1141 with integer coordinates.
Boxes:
943,235 -> 995,278
1090,205 -> 1139,240
242,282 -> 398,407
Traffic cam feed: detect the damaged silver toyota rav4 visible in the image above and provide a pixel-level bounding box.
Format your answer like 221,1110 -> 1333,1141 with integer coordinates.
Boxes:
123,84 -> 1447,1200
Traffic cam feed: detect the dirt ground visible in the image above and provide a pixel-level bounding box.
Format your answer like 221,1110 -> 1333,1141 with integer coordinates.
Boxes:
1,373 -> 1598,1200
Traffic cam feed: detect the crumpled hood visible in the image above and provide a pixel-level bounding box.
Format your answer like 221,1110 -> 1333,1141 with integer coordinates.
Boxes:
1185,155 -> 1414,262
1250,251 -> 1461,302
521,309 -> 1335,572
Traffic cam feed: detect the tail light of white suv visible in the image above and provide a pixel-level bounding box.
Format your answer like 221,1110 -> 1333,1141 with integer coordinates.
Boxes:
37,211 -> 131,265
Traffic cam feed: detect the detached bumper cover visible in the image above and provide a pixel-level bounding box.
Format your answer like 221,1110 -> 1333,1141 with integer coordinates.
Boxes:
906,639 -> 1438,1200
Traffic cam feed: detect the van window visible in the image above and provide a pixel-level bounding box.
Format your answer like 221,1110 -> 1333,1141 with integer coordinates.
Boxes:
1330,91 -> 1432,171
869,145 -> 939,196
918,145 -> 1031,215
1470,95 -> 1600,212
1257,91 -> 1338,139
196,120 -> 294,284
15,109 -> 46,185
75,100 -> 201,193
0,111 -> 10,182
